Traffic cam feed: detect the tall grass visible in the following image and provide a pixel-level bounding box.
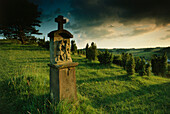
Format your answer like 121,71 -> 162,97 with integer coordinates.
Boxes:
0,40 -> 170,113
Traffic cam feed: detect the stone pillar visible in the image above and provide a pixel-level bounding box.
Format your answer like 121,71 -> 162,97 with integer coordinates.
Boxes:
48,15 -> 78,102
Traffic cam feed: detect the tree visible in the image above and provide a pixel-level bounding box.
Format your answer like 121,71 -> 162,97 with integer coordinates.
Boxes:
145,62 -> 151,76
113,55 -> 122,66
134,57 -> 141,73
126,54 -> 135,75
151,54 -> 166,76
88,42 -> 97,61
97,50 -> 113,65
160,53 -> 168,76
151,54 -> 158,75
85,43 -> 89,59
71,40 -> 77,54
121,53 -> 129,70
0,0 -> 41,44
139,58 -> 146,76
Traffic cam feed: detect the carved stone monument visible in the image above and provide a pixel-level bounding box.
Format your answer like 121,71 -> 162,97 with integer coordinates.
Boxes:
48,15 -> 78,102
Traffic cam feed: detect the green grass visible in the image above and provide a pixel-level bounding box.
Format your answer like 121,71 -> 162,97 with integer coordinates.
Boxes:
0,39 -> 170,113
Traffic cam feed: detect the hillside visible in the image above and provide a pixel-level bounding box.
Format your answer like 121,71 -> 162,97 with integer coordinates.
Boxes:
98,47 -> 170,60
0,40 -> 170,113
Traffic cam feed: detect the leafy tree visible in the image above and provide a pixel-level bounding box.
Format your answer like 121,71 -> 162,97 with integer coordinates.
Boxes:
134,57 -> 141,73
139,58 -> 146,76
160,53 -> 168,76
145,62 -> 151,76
126,54 -> 135,75
113,55 -> 122,66
97,50 -> 113,65
121,53 -> 129,70
151,54 -> 158,75
88,42 -> 97,61
85,43 -> 89,59
0,0 -> 42,44
71,40 -> 77,54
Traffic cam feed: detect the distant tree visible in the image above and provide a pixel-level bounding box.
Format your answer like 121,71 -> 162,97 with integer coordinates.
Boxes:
88,42 -> 97,61
97,50 -> 113,65
71,40 -> 77,54
85,43 -> 89,59
145,62 -> 151,76
134,57 -> 141,73
151,54 -> 158,75
139,58 -> 146,76
126,54 -> 135,75
160,53 -> 168,76
0,0 -> 42,44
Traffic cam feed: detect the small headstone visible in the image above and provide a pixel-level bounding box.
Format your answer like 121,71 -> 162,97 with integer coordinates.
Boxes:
48,15 -> 78,102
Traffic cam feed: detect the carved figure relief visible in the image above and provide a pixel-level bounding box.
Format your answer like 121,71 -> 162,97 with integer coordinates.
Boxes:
55,39 -> 72,63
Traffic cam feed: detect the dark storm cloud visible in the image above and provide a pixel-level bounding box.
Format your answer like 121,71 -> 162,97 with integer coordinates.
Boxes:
41,8 -> 61,22
69,0 -> 170,27
30,0 -> 69,22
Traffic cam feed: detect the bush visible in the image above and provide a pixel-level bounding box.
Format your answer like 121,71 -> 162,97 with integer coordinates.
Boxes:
126,54 -> 135,75
97,50 -> 113,65
71,40 -> 77,54
139,58 -> 146,76
151,53 -> 168,76
121,53 -> 130,70
134,56 -> 141,73
145,62 -> 151,76
88,42 -> 97,61
113,55 -> 122,66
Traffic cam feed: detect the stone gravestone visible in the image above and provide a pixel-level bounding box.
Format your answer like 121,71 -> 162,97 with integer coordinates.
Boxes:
48,15 -> 78,102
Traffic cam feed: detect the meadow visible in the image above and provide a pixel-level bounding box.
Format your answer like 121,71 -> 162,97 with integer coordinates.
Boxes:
0,40 -> 170,113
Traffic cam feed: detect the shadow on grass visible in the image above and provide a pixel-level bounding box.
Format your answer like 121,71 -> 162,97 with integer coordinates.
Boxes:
87,82 -> 170,113
77,74 -> 131,85
73,57 -> 119,70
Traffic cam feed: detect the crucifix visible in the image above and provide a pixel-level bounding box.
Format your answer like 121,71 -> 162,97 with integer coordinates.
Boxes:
55,15 -> 66,30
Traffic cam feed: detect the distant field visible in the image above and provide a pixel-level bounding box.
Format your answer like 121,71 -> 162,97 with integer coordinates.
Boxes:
98,47 -> 170,60
0,40 -> 170,113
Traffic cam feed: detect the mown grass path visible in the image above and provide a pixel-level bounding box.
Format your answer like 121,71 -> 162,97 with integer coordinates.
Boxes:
0,40 -> 170,113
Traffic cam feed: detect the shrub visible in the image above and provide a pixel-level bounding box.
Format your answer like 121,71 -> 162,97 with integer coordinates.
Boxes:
139,58 -> 146,76
71,40 -> 77,54
145,62 -> 151,76
121,53 -> 129,70
126,54 -> 135,75
97,50 -> 113,65
113,55 -> 122,66
151,53 -> 168,76
88,42 -> 97,61
134,56 -> 141,73
85,43 -> 89,59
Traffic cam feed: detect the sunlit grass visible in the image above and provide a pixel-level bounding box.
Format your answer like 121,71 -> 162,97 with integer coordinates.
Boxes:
0,40 -> 170,113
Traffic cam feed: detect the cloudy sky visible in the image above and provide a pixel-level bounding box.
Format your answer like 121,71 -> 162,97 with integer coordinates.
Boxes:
32,0 -> 169,48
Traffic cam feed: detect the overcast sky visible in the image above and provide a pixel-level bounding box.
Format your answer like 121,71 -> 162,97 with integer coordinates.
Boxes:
30,0 -> 170,48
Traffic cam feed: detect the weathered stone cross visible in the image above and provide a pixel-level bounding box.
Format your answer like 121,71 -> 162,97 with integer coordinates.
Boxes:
55,15 -> 66,30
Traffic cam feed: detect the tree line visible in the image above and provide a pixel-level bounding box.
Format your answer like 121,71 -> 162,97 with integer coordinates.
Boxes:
82,42 -> 168,77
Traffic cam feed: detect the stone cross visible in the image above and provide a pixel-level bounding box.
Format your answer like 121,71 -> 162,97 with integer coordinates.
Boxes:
55,15 -> 66,30
48,15 -> 78,103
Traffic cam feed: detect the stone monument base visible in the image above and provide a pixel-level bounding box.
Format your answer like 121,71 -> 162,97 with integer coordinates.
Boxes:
48,62 -> 78,102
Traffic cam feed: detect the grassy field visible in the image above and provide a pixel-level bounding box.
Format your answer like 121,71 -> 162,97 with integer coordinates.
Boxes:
0,40 -> 170,113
